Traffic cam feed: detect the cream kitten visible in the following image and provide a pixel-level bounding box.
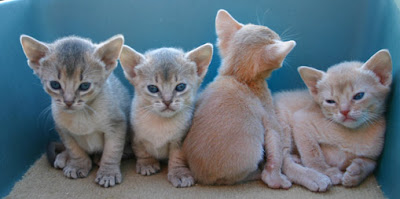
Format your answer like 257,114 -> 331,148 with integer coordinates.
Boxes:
182,10 -> 295,188
119,43 -> 213,187
275,49 -> 392,188
20,35 -> 130,188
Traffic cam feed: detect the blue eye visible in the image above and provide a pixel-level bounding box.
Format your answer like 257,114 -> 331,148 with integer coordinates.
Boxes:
50,81 -> 61,90
326,99 -> 336,104
175,83 -> 186,92
147,85 -> 159,93
79,82 -> 91,91
353,92 -> 364,100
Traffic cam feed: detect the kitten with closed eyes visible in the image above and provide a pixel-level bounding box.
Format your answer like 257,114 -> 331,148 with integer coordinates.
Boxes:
20,35 -> 130,188
275,49 -> 392,188
119,43 -> 213,187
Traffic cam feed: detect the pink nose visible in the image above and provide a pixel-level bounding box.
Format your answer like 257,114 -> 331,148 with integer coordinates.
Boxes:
340,110 -> 350,117
64,101 -> 74,107
162,100 -> 172,107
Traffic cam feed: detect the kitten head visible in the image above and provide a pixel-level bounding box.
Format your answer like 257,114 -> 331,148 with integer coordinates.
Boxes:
215,9 -> 296,82
120,44 -> 213,118
299,49 -> 392,129
20,34 -> 124,112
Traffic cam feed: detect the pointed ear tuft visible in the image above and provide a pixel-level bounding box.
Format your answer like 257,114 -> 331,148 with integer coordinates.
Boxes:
265,40 -> 296,66
186,43 -> 213,79
94,34 -> 124,71
20,35 -> 49,70
361,49 -> 392,86
215,9 -> 243,50
298,66 -> 325,96
119,45 -> 145,79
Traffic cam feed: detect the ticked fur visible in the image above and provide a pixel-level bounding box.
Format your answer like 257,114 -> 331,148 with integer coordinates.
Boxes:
275,49 -> 392,189
20,35 -> 130,188
182,10 -> 295,188
120,43 -> 213,187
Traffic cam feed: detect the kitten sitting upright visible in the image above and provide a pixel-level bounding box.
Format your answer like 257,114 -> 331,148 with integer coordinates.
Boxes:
275,49 -> 392,187
20,35 -> 130,188
182,10 -> 295,188
119,43 -> 213,187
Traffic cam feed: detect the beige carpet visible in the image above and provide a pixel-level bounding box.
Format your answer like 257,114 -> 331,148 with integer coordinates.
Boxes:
7,155 -> 384,199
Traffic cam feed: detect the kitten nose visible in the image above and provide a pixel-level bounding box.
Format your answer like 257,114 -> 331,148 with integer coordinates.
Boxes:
64,100 -> 74,107
162,100 -> 172,107
340,109 -> 350,117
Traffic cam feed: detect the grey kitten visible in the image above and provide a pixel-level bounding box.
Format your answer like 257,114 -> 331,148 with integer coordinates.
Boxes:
20,35 -> 130,188
119,43 -> 213,187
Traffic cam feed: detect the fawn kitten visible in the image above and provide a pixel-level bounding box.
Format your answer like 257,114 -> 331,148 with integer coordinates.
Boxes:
275,49 -> 392,188
20,35 -> 130,188
182,10 -> 295,188
119,43 -> 213,187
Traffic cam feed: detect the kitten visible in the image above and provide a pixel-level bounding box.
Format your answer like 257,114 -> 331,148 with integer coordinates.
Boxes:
119,43 -> 213,188
20,35 -> 130,188
182,10 -> 295,188
275,49 -> 392,188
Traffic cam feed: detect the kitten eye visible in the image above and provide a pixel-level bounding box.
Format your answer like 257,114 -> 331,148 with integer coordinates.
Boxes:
353,92 -> 365,100
79,82 -> 91,91
147,85 -> 159,93
50,81 -> 61,90
175,83 -> 186,92
326,99 -> 336,104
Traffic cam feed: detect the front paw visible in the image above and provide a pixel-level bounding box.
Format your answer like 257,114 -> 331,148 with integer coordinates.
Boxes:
342,162 -> 364,187
54,151 -> 68,169
325,167 -> 343,185
168,168 -> 195,188
136,158 -> 160,176
63,157 -> 92,179
301,168 -> 332,192
262,169 -> 292,189
95,164 -> 122,188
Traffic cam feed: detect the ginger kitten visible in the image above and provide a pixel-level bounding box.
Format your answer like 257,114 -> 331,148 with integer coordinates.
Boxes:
182,10 -> 295,188
119,43 -> 213,187
275,49 -> 392,188
20,35 -> 130,188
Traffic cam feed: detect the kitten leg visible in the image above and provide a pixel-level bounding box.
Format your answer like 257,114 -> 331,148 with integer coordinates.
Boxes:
292,125 -> 342,185
261,116 -> 292,189
54,150 -> 68,169
167,143 -> 195,188
57,127 -> 92,179
95,124 -> 126,188
133,141 -> 160,176
342,158 -> 376,187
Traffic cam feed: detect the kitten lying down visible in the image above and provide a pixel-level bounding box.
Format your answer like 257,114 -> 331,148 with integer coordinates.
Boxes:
20,35 -> 130,188
275,49 -> 392,189
120,43 -> 213,187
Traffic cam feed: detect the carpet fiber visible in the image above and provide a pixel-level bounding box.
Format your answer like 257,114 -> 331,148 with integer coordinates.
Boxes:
7,155 -> 384,199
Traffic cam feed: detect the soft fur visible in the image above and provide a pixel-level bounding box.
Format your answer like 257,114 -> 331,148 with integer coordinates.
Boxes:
20,35 -> 130,188
275,49 -> 392,189
120,43 -> 213,187
182,10 -> 295,188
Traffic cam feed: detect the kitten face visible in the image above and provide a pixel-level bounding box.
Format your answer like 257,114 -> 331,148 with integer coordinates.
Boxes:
299,50 -> 392,129
20,35 -> 124,112
120,44 -> 213,118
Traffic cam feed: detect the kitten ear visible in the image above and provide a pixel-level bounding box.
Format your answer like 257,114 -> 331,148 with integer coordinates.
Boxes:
298,66 -> 325,96
265,40 -> 296,66
20,35 -> 49,71
361,49 -> 392,86
120,45 -> 145,79
94,34 -> 124,71
186,43 -> 213,79
216,9 -> 243,50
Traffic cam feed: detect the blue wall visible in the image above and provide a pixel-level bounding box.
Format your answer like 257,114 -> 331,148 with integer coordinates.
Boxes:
0,0 -> 398,197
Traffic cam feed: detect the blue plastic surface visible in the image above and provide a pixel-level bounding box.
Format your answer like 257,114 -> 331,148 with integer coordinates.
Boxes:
0,0 -> 398,197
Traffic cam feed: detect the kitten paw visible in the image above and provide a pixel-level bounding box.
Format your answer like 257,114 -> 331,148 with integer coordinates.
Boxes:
95,165 -> 122,188
63,158 -> 92,179
301,169 -> 332,192
136,158 -> 160,176
342,162 -> 363,187
168,168 -> 195,188
54,151 -> 68,169
325,167 -> 343,185
261,170 -> 292,189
